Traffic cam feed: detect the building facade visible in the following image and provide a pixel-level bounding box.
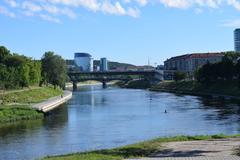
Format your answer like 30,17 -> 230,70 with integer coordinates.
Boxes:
234,29 -> 240,52
74,53 -> 93,71
100,58 -> 108,71
164,52 -> 224,78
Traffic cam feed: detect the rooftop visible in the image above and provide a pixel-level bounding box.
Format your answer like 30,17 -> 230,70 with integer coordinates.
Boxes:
74,53 -> 91,58
166,52 -> 225,61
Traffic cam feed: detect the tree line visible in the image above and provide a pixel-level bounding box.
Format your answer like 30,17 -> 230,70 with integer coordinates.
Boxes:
194,52 -> 240,85
0,46 -> 67,90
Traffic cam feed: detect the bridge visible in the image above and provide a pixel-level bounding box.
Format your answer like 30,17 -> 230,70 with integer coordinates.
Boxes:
68,70 -> 163,89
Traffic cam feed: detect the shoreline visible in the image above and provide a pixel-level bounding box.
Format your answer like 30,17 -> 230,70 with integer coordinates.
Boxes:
32,90 -> 72,112
43,134 -> 240,160
65,82 -> 102,88
150,80 -> 240,102
0,87 -> 71,124
149,88 -> 240,100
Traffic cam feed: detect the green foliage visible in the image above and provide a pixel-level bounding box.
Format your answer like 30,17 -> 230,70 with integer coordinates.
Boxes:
153,80 -> 240,97
173,71 -> 186,82
0,46 -> 42,89
1,87 -> 63,104
45,153 -> 121,160
41,52 -> 67,89
44,134 -> 240,160
195,54 -> 238,84
0,105 -> 44,123
29,61 -> 41,85
0,46 -> 10,63
125,80 -> 151,89
0,46 -> 66,90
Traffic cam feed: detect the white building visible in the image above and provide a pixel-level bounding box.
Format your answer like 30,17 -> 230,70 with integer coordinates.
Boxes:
74,53 -> 93,71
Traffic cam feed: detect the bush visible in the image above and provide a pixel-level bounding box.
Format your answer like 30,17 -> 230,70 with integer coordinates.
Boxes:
173,71 -> 186,82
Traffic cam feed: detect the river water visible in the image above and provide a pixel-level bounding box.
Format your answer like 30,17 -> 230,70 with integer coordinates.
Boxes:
0,85 -> 240,160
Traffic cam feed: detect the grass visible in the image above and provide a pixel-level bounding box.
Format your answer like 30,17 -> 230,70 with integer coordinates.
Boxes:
0,105 -> 44,123
0,86 -> 63,124
0,87 -> 63,104
43,134 -> 240,160
152,80 -> 240,97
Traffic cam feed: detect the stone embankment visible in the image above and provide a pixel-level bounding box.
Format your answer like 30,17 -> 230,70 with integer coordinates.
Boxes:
32,90 -> 72,112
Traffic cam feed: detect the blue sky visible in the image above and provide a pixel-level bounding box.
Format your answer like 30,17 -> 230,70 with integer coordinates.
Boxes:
0,0 -> 239,65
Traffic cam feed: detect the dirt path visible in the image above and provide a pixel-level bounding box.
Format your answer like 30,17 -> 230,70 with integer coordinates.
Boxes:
128,138 -> 240,160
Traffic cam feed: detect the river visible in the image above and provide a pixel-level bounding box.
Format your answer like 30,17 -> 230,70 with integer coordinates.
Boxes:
0,85 -> 240,160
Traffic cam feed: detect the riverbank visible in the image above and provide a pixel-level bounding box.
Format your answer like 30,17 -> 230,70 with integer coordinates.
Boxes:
43,134 -> 240,160
115,80 -> 151,89
150,80 -> 240,100
32,90 -> 72,112
65,81 -> 102,88
0,87 -> 63,124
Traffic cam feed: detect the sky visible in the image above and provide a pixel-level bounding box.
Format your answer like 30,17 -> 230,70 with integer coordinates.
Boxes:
0,0 -> 239,65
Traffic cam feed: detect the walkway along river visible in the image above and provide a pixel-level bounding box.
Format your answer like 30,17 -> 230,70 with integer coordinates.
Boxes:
0,85 -> 240,160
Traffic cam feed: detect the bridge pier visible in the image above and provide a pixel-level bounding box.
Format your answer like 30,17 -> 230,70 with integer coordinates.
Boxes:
102,81 -> 107,88
73,81 -> 77,91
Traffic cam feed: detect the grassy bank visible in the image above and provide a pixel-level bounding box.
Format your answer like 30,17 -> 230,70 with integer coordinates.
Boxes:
151,80 -> 240,98
0,87 -> 63,124
0,87 -> 63,104
44,134 -> 240,160
116,80 -> 151,89
0,105 -> 44,123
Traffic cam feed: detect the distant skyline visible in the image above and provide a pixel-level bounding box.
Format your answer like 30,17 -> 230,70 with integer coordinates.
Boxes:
0,0 -> 240,65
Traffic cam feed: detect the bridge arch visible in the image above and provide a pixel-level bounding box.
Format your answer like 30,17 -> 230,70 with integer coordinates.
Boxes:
68,71 -> 163,90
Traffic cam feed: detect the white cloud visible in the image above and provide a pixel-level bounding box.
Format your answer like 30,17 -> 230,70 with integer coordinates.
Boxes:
5,0 -> 18,8
40,14 -> 61,23
22,1 -> 42,12
42,4 -> 59,14
0,6 -> 16,18
23,10 -> 35,17
47,0 -> 100,11
127,7 -> 140,17
222,19 -> 240,27
195,0 -> 222,8
42,4 -> 77,18
61,8 -> 77,18
160,0 -> 191,9
3,0 -> 240,23
136,0 -> 148,6
227,0 -> 240,10
101,1 -> 126,15
158,0 -> 223,9
195,8 -> 203,14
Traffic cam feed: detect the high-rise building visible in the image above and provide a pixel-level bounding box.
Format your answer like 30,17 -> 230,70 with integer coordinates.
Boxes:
100,58 -> 108,71
74,53 -> 93,71
234,29 -> 240,52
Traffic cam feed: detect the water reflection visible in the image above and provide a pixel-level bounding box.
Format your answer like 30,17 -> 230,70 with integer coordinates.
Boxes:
0,86 -> 240,160
0,120 -> 44,137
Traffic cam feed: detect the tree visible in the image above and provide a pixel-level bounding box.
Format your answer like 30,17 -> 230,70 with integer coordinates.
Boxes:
0,46 -> 10,64
220,57 -> 235,80
173,71 -> 186,82
0,46 -> 43,89
236,60 -> 240,88
18,63 -> 30,87
41,52 -> 67,89
29,61 -> 41,85
0,64 -> 7,89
